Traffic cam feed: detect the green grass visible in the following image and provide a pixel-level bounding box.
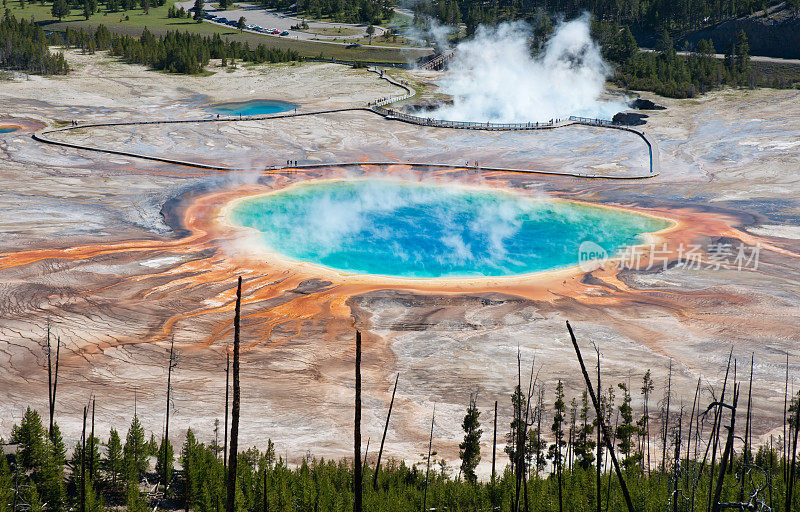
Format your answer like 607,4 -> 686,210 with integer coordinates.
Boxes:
302,26 -> 360,36
752,60 -> 800,87
6,1 -> 430,62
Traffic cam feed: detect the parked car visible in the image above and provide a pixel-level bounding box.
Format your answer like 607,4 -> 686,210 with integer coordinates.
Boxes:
280,31 -> 289,36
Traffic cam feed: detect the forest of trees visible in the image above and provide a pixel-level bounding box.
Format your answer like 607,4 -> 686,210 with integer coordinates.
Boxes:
595,23 -> 760,97
54,25 -> 300,74
0,10 -> 69,75
412,0 -> 787,39
412,0 -> 799,97
3,314 -> 800,512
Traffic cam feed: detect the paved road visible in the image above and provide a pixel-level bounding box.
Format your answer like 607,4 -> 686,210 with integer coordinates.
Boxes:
641,47 -> 800,64
177,2 -> 432,49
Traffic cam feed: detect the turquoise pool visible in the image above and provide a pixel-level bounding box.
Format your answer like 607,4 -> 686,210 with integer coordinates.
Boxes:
0,126 -> 19,133
229,180 -> 669,278
209,100 -> 297,116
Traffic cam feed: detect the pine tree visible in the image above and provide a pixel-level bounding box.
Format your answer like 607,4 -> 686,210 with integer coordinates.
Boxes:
10,408 -> 65,512
192,0 -> 203,20
574,389 -> 596,470
548,380 -> 566,512
51,0 -> 69,20
147,432 -> 158,456
123,415 -> 147,482
735,30 -> 751,77
616,382 -> 641,469
155,438 -> 174,487
639,370 -> 654,472
458,394 -> 482,483
105,428 -> 123,489
0,450 -> 12,512
504,384 -> 525,464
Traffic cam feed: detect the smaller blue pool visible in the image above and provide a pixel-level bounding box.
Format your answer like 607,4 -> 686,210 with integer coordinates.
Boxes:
0,126 -> 20,134
209,100 -> 297,116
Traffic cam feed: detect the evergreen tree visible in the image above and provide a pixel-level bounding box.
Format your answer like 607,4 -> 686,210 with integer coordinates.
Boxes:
51,0 -> 69,20
147,432 -> 158,456
458,394 -> 482,483
0,450 -> 12,512
504,384 -> 525,464
616,382 -> 641,469
237,15 -> 246,31
123,415 -> 147,481
9,408 -> 65,512
104,428 -> 124,490
548,380 -> 566,512
574,390 -> 596,470
735,29 -> 751,76
155,438 -> 174,487
192,0 -> 203,20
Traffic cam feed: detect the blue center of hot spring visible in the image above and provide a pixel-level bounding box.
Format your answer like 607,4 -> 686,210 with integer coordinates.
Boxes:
209,100 -> 297,116
229,180 -> 669,278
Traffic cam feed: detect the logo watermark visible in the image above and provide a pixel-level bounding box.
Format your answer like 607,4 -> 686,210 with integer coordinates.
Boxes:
577,241 -> 761,272
578,241 -> 609,272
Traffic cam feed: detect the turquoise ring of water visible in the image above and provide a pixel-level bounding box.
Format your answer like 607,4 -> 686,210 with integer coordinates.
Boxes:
228,179 -> 671,279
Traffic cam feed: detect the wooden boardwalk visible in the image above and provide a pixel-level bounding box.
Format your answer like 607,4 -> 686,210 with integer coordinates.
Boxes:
31,66 -> 659,178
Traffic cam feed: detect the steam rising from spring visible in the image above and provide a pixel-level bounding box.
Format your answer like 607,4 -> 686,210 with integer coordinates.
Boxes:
428,15 -> 627,123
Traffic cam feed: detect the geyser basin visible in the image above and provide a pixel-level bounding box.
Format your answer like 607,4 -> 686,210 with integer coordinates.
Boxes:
209,100 -> 297,116
229,180 -> 670,278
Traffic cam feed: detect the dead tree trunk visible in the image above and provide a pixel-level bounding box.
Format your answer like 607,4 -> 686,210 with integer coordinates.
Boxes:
705,351 -> 733,512
687,377 -> 700,512
225,276 -> 242,512
224,351 -> 230,472
514,350 -> 522,512
673,415 -> 681,512
362,438 -> 370,474
711,385 -> 739,512
49,336 -> 61,440
596,345 -> 602,512
422,404 -> 435,512
163,337 -> 176,488
662,360 -> 672,476
46,323 -> 52,436
89,399 -> 95,482
80,405 -> 87,512
491,400 -> 498,485
566,321 -> 636,512
784,352 -> 789,488
739,354 -> 753,503
354,330 -> 362,512
373,372 -> 398,491
787,387 -> 800,512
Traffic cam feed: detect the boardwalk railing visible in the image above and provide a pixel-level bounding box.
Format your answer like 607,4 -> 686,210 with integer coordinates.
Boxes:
370,108 -> 612,131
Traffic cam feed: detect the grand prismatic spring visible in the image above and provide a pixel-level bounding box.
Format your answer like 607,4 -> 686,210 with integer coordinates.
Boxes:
0,42 -> 799,492
228,179 -> 670,278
